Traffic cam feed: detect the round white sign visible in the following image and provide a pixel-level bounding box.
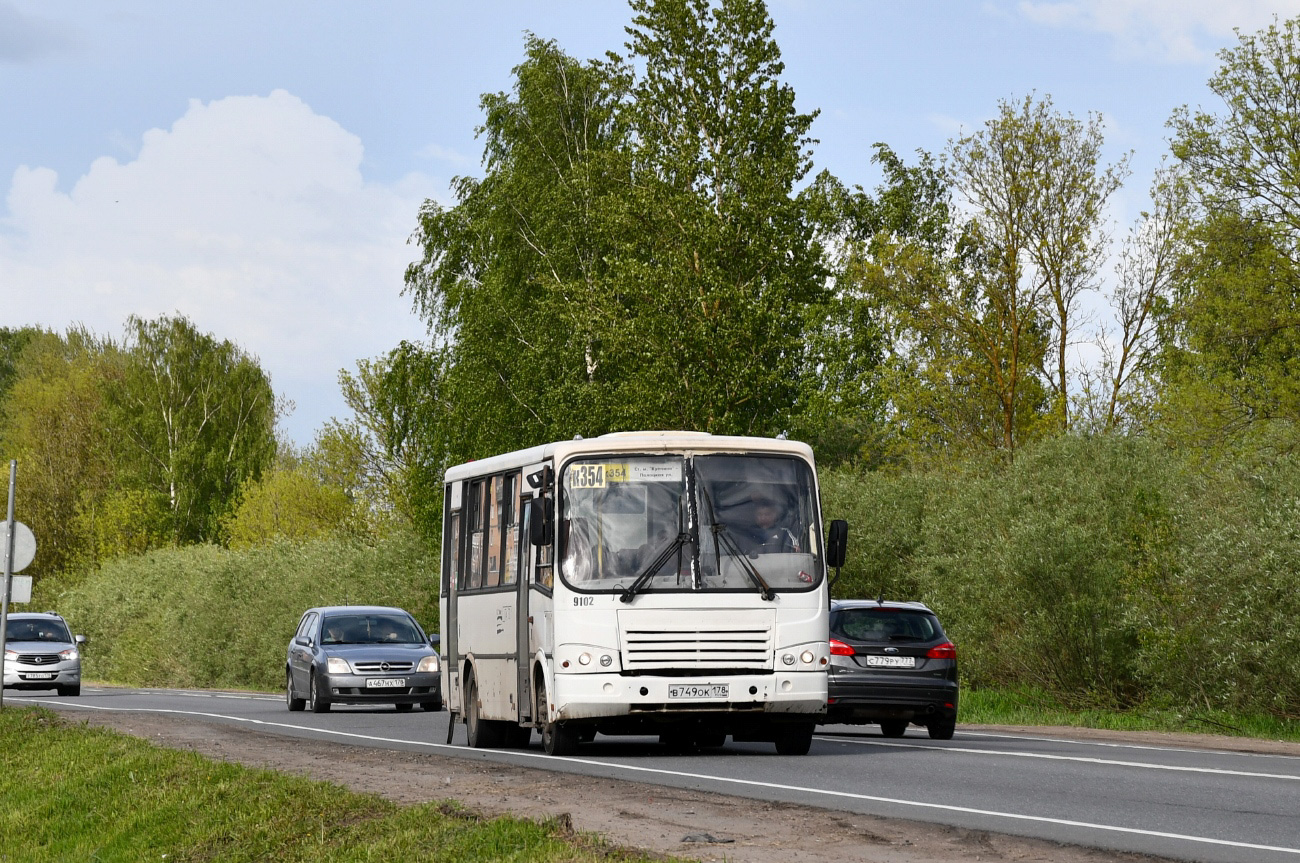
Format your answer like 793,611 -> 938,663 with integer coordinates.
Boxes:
2,521 -> 36,573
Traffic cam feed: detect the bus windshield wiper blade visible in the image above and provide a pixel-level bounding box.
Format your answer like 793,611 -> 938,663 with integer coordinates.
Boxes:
716,526 -> 775,601
699,483 -> 774,601
620,533 -> 688,604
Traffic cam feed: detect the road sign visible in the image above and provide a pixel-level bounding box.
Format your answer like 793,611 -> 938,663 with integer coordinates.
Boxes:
8,575 -> 31,603
2,521 -> 36,572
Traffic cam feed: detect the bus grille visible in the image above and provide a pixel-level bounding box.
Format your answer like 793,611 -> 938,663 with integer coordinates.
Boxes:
618,610 -> 774,671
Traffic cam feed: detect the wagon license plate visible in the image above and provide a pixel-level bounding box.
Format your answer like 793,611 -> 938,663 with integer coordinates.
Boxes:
365,677 -> 406,689
865,655 -> 915,668
23,673 -> 55,680
668,683 -> 729,699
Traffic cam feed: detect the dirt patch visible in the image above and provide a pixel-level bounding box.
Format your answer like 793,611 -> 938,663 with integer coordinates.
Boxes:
54,709 -> 1245,863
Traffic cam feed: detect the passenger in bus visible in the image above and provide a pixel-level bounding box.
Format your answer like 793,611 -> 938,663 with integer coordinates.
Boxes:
741,496 -> 800,556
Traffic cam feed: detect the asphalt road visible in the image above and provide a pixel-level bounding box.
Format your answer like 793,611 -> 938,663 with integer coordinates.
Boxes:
14,685 -> 1300,863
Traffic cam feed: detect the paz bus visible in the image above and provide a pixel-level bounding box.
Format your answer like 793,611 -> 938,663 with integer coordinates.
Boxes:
439,431 -> 847,755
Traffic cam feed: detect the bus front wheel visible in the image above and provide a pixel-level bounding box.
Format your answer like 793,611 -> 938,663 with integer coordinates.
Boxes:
536,677 -> 579,756
465,675 -> 503,749
773,722 -> 814,755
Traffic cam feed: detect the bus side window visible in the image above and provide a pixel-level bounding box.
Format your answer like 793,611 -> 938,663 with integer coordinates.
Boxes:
502,472 -> 520,586
445,510 -> 460,598
466,480 -> 485,590
534,494 -> 554,590
485,475 -> 502,588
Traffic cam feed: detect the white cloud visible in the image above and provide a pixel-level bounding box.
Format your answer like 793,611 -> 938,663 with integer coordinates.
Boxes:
1015,0 -> 1300,62
0,89 -> 433,445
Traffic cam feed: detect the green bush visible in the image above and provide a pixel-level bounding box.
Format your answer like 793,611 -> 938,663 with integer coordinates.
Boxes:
821,435 -> 1300,720
51,530 -> 439,692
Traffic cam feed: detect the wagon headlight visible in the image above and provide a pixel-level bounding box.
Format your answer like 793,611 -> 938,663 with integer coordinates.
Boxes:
326,657 -> 351,674
417,655 -> 439,673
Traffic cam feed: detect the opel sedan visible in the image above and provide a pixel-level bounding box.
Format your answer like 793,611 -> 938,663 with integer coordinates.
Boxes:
286,606 -> 441,713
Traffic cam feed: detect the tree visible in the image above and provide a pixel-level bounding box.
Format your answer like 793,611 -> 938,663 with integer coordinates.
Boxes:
1080,165 -> 1188,433
405,0 -> 833,466
0,328 -> 117,575
1163,16 -> 1300,454
221,464 -> 353,549
945,94 -> 1126,443
106,314 -> 277,543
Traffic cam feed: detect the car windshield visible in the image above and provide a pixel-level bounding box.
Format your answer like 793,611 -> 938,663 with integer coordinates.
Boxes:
832,609 -> 941,643
559,453 -> 822,595
320,614 -> 422,645
5,619 -> 72,643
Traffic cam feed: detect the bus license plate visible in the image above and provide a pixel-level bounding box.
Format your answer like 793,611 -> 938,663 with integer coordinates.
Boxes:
366,678 -> 405,689
668,684 -> 729,699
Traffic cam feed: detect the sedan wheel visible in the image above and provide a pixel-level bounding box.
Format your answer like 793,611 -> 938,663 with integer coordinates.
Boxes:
879,719 -> 908,738
309,670 -> 331,713
285,670 -> 305,712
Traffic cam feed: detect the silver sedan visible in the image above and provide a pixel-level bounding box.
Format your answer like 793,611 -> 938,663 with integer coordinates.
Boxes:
286,606 -> 441,713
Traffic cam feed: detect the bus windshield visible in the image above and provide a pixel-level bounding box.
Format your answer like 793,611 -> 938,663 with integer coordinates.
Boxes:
559,454 -> 821,595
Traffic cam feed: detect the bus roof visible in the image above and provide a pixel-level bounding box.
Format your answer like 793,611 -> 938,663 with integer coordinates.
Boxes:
443,431 -> 814,483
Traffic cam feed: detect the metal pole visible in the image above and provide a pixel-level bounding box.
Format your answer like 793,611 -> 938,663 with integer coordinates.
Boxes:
0,461 -> 17,710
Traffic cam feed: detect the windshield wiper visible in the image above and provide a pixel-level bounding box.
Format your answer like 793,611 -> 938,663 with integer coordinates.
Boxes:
698,484 -> 774,602
620,532 -> 689,603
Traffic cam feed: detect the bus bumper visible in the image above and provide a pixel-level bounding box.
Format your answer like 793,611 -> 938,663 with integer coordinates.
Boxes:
552,671 -> 826,721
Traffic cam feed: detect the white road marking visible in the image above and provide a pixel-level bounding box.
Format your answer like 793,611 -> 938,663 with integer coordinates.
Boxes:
23,696 -> 1300,859
960,729 -> 1300,761
818,734 -> 1300,781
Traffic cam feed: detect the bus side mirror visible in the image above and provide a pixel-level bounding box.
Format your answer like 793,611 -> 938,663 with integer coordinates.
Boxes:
826,519 -> 848,569
528,497 -> 553,546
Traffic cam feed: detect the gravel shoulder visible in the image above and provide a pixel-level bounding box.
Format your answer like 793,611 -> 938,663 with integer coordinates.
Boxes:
60,706 -> 1298,863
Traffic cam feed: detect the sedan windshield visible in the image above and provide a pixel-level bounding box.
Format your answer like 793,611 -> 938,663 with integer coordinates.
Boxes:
559,454 -> 822,596
321,614 -> 422,645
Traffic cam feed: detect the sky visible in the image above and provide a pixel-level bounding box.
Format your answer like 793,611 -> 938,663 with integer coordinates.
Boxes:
4,1 -> 1300,446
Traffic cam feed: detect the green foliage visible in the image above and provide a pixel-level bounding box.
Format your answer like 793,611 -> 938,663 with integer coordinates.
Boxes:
53,531 -> 438,691
0,707 -> 647,863
0,328 -> 118,576
222,465 -> 355,549
404,0 -> 838,478
1164,17 -> 1300,454
106,314 -> 278,544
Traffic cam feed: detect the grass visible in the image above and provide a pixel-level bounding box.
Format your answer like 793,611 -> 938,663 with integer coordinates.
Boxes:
960,686 -> 1300,743
0,706 -> 668,863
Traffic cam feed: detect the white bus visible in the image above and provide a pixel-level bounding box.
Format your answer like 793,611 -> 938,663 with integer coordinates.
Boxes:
439,431 -> 847,756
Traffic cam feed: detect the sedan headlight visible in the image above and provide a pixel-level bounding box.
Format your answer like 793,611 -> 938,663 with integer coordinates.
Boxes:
416,655 -> 439,673
326,657 -> 351,674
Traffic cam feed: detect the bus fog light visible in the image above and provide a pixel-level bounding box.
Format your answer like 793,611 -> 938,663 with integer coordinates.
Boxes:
578,653 -> 592,666
603,682 -> 615,693
599,654 -> 612,667
800,650 -> 815,665
780,679 -> 793,692
782,654 -> 795,666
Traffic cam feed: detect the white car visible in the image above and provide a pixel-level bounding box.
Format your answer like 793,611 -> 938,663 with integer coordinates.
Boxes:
3,611 -> 85,696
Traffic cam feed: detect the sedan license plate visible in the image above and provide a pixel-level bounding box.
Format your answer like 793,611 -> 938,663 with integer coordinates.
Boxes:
23,673 -> 55,680
365,677 -> 406,689
865,655 -> 916,668
668,683 -> 729,699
